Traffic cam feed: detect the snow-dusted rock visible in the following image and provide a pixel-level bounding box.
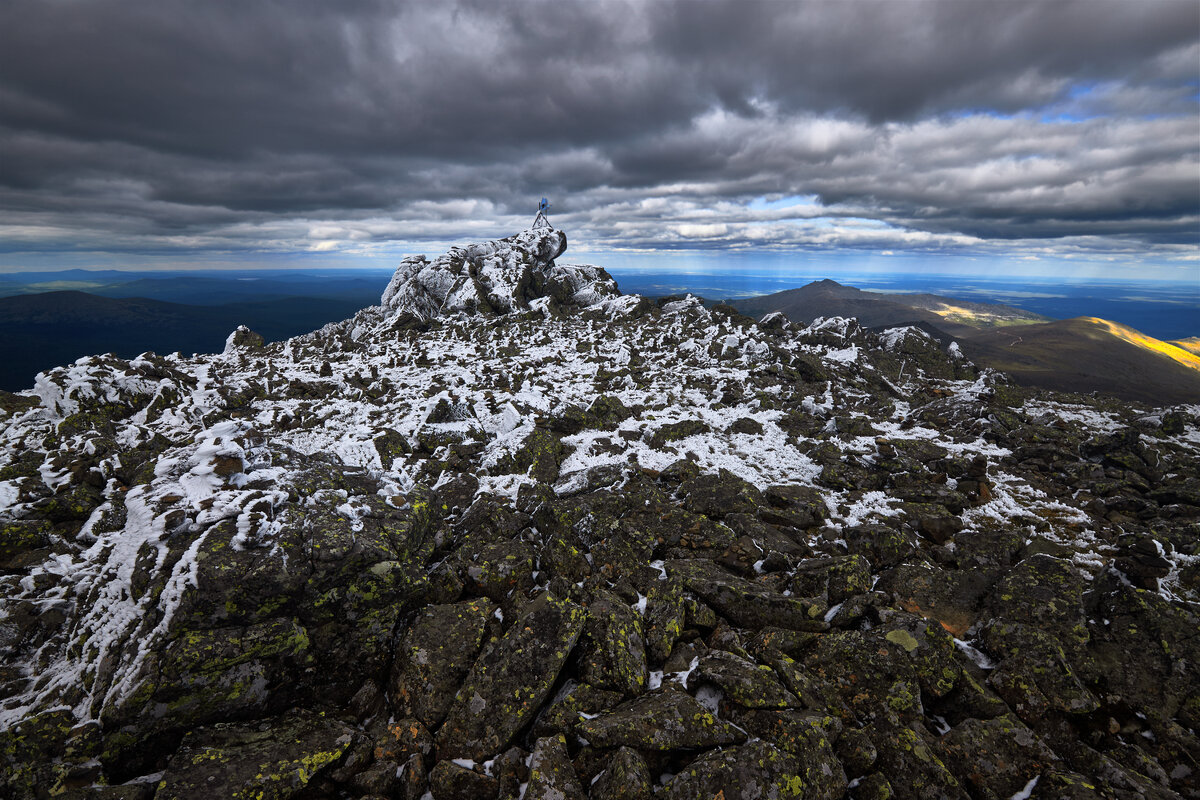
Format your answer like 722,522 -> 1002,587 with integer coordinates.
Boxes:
380,226 -> 617,321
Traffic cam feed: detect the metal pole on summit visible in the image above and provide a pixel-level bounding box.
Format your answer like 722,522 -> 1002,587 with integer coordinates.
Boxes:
532,197 -> 552,229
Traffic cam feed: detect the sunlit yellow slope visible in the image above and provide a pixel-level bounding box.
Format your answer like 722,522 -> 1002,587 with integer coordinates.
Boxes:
929,302 -> 1044,328
1171,337 -> 1200,357
1081,318 -> 1200,373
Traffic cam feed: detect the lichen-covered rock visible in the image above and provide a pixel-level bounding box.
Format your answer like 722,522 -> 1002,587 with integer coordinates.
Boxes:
827,553 -> 873,604
524,734 -> 586,800
679,469 -> 764,518
575,588 -> 647,695
937,714 -> 1058,800
874,562 -> 994,638
642,579 -> 687,664
661,739 -> 808,800
437,591 -> 586,760
836,726 -> 878,779
851,772 -> 894,800
805,615 -> 961,723
462,540 -> 538,608
391,597 -> 499,728
690,650 -> 799,709
577,690 -> 746,750
428,758 -> 498,800
865,715 -> 966,800
587,746 -> 652,800
672,558 -> 824,631
730,710 -> 848,797
984,554 -> 1089,653
1085,571 -> 1200,731
142,616 -> 312,730
983,623 -> 1099,719
514,428 -> 566,483
154,711 -> 354,800
531,681 -> 622,739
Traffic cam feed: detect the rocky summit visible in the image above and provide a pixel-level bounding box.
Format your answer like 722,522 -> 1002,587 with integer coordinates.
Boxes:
0,226 -> 1197,800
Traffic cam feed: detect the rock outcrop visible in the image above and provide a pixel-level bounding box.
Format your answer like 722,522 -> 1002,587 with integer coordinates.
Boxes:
0,228 -> 1197,799
380,227 -> 618,322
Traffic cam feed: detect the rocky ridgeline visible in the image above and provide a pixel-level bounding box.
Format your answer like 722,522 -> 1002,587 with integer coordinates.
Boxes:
0,227 -> 1197,799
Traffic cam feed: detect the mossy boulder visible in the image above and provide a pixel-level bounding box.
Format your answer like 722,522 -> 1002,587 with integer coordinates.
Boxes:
436,591 -> 586,760
575,588 -> 647,695
577,690 -> 746,750
391,597 -> 499,728
154,710 -> 354,800
524,734 -> 585,800
661,740 -> 809,800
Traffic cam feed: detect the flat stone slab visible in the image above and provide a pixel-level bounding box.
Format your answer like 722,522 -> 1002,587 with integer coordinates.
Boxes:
155,710 -> 354,800
577,690 -> 746,751
436,592 -> 585,760
669,558 -> 825,631
391,597 -> 498,728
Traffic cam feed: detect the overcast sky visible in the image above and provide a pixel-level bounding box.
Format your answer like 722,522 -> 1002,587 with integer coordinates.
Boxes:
1,0 -> 1197,278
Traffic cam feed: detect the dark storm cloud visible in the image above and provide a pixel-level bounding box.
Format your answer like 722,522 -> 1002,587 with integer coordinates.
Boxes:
0,0 -> 1196,264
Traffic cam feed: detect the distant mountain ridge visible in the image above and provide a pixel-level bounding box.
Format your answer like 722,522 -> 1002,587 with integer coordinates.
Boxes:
732,279 -> 1050,338
0,271 -> 389,306
732,279 -> 1200,405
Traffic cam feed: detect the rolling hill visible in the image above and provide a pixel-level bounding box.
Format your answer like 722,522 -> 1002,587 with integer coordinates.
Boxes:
957,316 -> 1200,405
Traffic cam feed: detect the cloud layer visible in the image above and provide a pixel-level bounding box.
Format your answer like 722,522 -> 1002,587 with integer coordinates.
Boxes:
1,0 -> 1197,270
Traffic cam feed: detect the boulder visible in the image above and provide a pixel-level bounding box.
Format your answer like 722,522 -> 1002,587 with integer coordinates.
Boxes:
391,597 -> 499,728
154,711 -> 354,800
437,592 -> 586,760
524,734 -> 586,800
576,690 -> 746,750
672,558 -> 824,631
575,588 -> 647,695
587,746 -> 652,800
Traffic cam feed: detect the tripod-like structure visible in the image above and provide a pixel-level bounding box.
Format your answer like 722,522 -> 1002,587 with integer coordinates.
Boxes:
532,197 -> 552,229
